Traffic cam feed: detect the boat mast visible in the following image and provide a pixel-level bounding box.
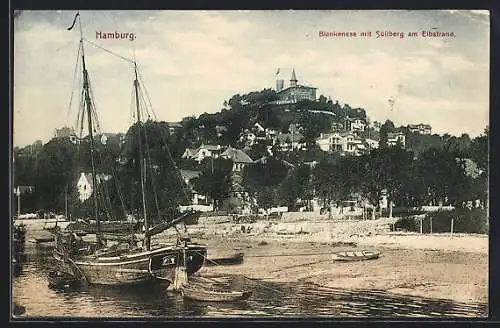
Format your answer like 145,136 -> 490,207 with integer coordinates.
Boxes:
77,14 -> 102,246
133,63 -> 150,250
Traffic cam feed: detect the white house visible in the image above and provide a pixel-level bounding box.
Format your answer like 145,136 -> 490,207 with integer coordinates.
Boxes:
316,132 -> 366,156
387,132 -> 406,148
275,132 -> 306,151
408,123 -> 432,135
221,146 -> 254,172
77,172 -> 112,202
349,118 -> 367,132
182,144 -> 222,163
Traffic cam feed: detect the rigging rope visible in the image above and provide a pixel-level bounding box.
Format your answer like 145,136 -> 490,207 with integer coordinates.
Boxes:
136,67 -> 191,203
67,43 -> 81,120
83,38 -> 135,64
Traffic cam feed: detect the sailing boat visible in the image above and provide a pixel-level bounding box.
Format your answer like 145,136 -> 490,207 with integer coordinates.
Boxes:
52,13 -> 207,286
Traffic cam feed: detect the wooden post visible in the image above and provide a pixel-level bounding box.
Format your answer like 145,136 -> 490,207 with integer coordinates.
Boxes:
450,218 -> 454,238
420,217 -> 423,234
430,217 -> 433,234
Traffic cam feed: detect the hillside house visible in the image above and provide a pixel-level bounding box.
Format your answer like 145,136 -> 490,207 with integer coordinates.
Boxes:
182,144 -> 222,163
221,147 -> 254,172
387,132 -> 406,148
348,118 -> 367,132
275,132 -> 306,151
179,169 -> 205,205
316,132 -> 368,156
77,172 -> 112,202
408,123 -> 432,135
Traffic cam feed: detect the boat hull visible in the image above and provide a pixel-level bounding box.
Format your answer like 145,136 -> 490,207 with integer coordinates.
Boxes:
54,244 -> 207,286
332,250 -> 381,261
181,285 -> 252,302
66,221 -> 141,234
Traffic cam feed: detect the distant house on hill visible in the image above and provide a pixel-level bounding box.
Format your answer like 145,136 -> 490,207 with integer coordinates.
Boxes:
77,172 -> 112,202
221,147 -> 253,172
166,122 -> 183,135
387,132 -> 406,148
54,126 -> 75,139
182,144 -> 222,163
408,123 -> 432,135
275,132 -> 306,151
316,132 -> 367,156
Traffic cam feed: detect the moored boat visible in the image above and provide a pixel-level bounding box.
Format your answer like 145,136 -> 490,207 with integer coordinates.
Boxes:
332,250 -> 381,261
181,283 -> 252,302
206,252 -> 244,266
51,12 -> 207,287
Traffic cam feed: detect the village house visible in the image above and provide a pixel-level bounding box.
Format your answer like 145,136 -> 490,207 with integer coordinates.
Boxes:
166,122 -> 183,135
408,123 -> 432,135
77,172 -> 112,202
347,117 -> 367,132
275,132 -> 306,152
220,146 -> 254,172
316,132 -> 368,156
239,129 -> 257,147
369,121 -> 382,132
179,169 -> 204,205
181,144 -> 223,163
387,132 -> 406,148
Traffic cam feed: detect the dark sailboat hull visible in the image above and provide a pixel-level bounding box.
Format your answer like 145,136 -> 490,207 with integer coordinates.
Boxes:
66,221 -> 141,234
54,244 -> 207,286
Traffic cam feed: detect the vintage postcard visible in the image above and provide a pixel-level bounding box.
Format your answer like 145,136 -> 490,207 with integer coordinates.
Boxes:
12,10 -> 489,319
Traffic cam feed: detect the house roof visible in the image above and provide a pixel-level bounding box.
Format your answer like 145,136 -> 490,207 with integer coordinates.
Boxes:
388,132 -> 405,138
277,85 -> 318,94
182,148 -> 197,157
180,170 -> 202,181
198,144 -> 220,151
254,156 -> 295,168
79,172 -> 111,189
221,147 -> 253,163
276,133 -> 304,143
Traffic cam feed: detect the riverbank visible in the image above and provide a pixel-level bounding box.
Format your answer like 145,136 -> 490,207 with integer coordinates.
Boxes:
18,215 -> 488,306
176,216 -> 488,305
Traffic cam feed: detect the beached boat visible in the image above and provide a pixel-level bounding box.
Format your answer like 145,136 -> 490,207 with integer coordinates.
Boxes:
66,220 -> 141,234
181,283 -> 252,302
47,270 -> 83,289
206,252 -> 244,266
52,12 -> 207,286
332,250 -> 381,261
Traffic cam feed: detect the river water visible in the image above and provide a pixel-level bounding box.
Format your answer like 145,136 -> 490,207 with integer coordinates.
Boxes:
11,225 -> 487,319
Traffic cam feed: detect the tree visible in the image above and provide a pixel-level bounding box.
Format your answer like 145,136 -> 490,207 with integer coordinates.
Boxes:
242,157 -> 290,210
192,157 -> 233,211
379,120 -> 396,148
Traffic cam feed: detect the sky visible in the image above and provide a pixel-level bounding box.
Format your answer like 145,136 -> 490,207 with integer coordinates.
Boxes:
13,10 -> 490,147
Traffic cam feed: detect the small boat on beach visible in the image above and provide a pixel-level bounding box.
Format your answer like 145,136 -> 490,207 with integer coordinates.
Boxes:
206,252 -> 244,266
47,270 -> 83,289
181,283 -> 252,302
332,250 -> 381,262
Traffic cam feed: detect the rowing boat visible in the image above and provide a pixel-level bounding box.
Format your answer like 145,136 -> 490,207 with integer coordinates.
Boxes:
332,250 -> 381,261
206,252 -> 244,266
181,283 -> 252,302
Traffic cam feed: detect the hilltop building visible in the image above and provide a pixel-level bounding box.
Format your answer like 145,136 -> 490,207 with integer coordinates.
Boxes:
274,69 -> 317,104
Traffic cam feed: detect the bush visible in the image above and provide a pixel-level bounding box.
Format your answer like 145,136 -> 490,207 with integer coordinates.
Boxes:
394,208 -> 488,234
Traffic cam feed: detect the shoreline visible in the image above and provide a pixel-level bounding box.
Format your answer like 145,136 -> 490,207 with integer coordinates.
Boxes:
181,217 -> 488,305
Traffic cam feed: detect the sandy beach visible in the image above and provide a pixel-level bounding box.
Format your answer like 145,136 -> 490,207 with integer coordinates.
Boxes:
17,214 -> 488,305
168,214 -> 488,305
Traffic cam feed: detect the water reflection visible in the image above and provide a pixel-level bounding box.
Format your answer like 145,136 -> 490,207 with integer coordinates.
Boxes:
12,240 -> 487,319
